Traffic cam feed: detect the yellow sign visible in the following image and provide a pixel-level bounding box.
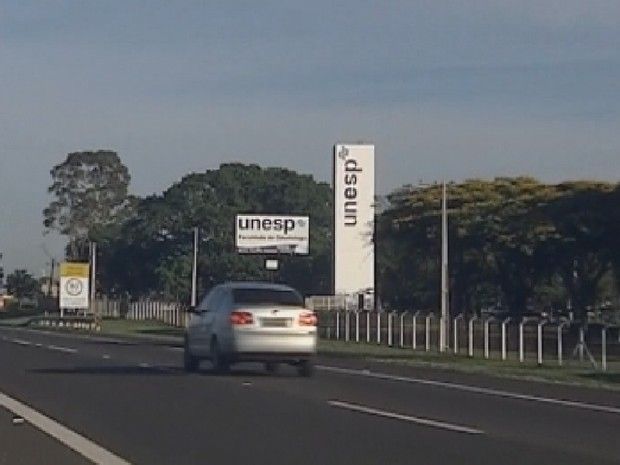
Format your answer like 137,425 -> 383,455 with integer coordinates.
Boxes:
60,262 -> 90,278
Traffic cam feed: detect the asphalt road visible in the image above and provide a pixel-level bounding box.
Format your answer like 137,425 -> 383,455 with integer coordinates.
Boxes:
0,326 -> 619,465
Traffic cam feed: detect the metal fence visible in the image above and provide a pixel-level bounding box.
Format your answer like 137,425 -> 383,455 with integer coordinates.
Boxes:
317,310 -> 620,372
91,298 -> 188,327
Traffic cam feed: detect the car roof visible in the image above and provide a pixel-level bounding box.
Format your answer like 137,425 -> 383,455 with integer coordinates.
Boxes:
219,281 -> 299,292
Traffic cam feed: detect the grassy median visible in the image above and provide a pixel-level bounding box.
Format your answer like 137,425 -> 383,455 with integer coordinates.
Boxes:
319,339 -> 620,390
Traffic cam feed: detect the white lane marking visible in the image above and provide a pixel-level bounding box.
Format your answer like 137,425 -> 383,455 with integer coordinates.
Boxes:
102,354 -> 111,360
0,391 -> 132,465
138,363 -> 150,368
35,343 -> 43,348
329,400 -> 484,435
47,345 -> 77,354
12,339 -> 32,346
318,365 -> 620,416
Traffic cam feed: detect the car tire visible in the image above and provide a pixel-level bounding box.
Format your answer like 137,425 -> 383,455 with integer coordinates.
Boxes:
210,338 -> 230,374
297,359 -> 314,377
265,362 -> 279,374
183,338 -> 199,372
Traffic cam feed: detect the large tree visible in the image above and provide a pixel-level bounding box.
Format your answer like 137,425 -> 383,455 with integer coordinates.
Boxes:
99,163 -> 332,301
378,177 -> 618,317
43,150 -> 132,260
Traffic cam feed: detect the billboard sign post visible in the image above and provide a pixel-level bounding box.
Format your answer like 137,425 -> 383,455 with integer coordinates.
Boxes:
59,262 -> 90,316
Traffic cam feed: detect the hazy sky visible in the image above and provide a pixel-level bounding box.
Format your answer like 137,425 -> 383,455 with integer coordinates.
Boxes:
1,1 -> 619,275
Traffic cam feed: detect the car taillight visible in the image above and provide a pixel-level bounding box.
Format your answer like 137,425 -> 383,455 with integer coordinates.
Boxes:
230,311 -> 254,325
299,312 -> 317,326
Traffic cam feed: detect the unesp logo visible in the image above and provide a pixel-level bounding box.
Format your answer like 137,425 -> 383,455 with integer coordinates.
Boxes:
338,145 -> 349,160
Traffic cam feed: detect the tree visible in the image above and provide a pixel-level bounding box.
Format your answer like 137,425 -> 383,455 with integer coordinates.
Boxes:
43,150 -> 131,260
6,269 -> 40,306
98,163 -> 332,301
378,177 -> 618,319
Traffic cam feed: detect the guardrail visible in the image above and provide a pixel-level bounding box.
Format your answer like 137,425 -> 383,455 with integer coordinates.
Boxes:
318,310 -> 619,372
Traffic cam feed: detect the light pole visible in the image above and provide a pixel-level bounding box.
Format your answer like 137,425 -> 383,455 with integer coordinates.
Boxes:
90,242 -> 98,327
440,180 -> 449,352
191,227 -> 199,308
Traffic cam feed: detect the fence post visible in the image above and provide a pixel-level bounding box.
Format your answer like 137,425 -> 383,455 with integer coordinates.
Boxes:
399,312 -> 406,348
345,311 -> 350,342
602,326 -> 608,372
519,320 -> 525,363
336,311 -> 340,340
501,317 -> 511,361
453,314 -> 463,355
355,311 -> 360,343
468,316 -> 478,357
484,319 -> 490,359
377,312 -> 382,345
366,311 -> 371,343
557,321 -> 569,366
425,313 -> 434,352
537,320 -> 547,366
387,312 -> 393,346
412,311 -> 420,350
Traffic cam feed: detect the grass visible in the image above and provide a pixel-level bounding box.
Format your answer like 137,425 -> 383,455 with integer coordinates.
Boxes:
0,315 -> 36,327
100,319 -> 184,339
319,339 -> 620,391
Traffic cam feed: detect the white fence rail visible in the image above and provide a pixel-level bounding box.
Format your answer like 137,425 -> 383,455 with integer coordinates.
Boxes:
126,301 -> 186,327
92,298 -> 187,327
319,310 -> 619,372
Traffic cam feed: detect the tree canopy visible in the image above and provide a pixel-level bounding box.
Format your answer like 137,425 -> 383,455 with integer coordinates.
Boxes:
6,269 -> 40,301
43,150 -> 132,260
98,163 -> 332,302
379,178 -> 619,320
42,151 -> 618,320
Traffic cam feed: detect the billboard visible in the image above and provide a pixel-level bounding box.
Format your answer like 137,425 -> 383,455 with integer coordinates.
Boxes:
333,144 -> 375,299
59,262 -> 90,309
235,214 -> 310,255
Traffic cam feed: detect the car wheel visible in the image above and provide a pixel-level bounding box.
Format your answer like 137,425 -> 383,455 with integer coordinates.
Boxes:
297,359 -> 314,377
210,338 -> 230,374
264,362 -> 279,374
183,338 -> 199,372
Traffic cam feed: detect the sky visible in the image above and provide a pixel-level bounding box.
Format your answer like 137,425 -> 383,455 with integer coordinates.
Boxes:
1,1 -> 619,275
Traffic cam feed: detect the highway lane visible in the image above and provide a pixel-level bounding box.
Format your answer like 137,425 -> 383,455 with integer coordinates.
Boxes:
0,405 -> 90,465
0,327 -> 619,465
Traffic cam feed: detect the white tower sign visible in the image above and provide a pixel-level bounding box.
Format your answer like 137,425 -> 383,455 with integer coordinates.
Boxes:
333,143 -> 375,305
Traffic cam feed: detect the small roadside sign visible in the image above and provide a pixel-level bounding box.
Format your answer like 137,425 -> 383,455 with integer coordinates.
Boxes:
59,262 -> 90,310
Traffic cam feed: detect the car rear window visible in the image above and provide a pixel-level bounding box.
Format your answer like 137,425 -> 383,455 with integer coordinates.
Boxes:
232,288 -> 303,306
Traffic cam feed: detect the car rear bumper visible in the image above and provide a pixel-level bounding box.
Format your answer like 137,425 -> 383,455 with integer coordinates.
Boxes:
232,329 -> 317,358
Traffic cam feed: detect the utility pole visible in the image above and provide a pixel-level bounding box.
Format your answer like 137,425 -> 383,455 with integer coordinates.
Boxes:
440,181 -> 449,352
48,258 -> 56,298
90,242 -> 98,328
191,227 -> 199,308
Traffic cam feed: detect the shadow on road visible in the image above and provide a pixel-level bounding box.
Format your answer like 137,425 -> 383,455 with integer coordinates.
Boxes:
28,365 -> 281,378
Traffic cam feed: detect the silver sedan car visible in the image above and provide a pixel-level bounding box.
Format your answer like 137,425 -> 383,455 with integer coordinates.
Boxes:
183,282 -> 317,376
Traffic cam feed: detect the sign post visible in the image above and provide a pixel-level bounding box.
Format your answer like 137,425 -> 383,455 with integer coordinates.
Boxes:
59,262 -> 90,317
333,143 -> 375,307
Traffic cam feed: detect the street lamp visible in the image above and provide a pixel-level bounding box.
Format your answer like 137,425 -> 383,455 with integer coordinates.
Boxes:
414,181 -> 450,352
191,227 -> 199,308
440,180 -> 449,353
